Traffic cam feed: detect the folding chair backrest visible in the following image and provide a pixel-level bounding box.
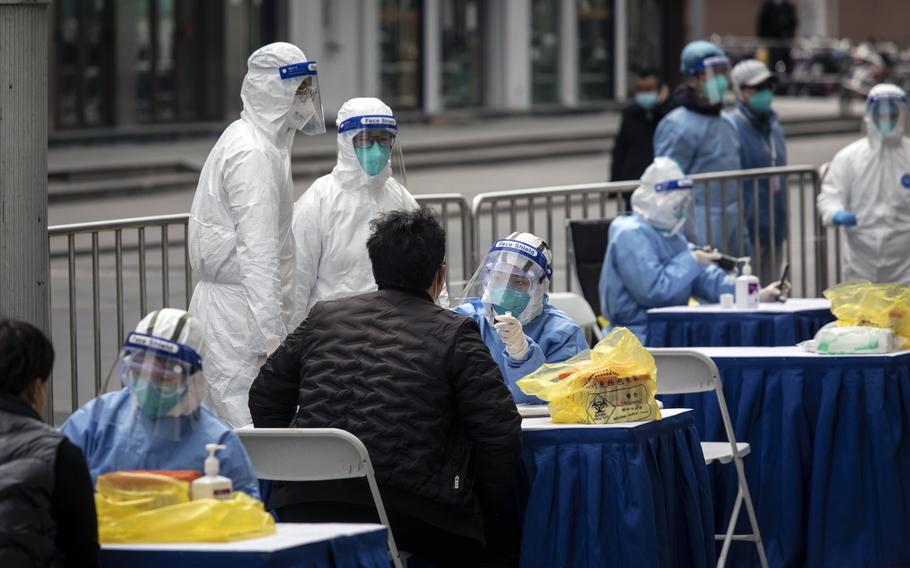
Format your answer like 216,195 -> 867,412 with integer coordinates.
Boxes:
235,428 -> 371,482
566,217 -> 613,317
650,348 -> 719,395
548,292 -> 599,345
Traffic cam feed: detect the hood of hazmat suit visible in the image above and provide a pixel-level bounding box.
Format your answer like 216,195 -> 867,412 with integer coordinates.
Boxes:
817,83 -> 910,283
292,97 -> 419,325
188,42 -> 324,427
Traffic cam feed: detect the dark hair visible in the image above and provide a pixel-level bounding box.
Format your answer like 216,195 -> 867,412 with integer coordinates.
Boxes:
0,319 -> 55,397
367,208 -> 446,292
635,68 -> 660,80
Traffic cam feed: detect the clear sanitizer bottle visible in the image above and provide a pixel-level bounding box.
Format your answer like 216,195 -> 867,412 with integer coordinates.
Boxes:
735,258 -> 760,309
191,443 -> 233,501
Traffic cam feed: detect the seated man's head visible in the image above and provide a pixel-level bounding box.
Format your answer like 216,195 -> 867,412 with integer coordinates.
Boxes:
112,309 -> 206,420
367,208 -> 447,300
473,232 -> 553,326
0,319 -> 54,416
632,157 -> 693,237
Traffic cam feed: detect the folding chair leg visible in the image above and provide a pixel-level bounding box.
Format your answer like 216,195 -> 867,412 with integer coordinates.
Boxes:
740,480 -> 769,568
717,487 -> 744,568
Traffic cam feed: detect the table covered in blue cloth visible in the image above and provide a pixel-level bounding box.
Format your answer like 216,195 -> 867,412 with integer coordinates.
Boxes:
659,347 -> 910,568
646,298 -> 834,347
519,408 -> 714,568
101,523 -> 389,568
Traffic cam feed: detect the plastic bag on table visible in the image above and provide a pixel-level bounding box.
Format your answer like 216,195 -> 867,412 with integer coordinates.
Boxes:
823,281 -> 910,346
98,491 -> 275,544
95,471 -> 193,522
799,325 -> 896,354
517,328 -> 661,424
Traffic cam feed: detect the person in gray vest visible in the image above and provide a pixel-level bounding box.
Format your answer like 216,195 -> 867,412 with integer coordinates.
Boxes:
0,319 -> 98,567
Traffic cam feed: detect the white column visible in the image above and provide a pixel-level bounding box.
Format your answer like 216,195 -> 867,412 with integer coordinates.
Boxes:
0,0 -> 50,333
503,0 -> 531,110
423,0 -> 442,114
360,0 -> 380,97
614,0 -> 628,101
559,0 -> 578,107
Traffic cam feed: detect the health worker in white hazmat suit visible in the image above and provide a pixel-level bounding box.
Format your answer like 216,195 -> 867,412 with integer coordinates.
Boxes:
188,42 -> 326,427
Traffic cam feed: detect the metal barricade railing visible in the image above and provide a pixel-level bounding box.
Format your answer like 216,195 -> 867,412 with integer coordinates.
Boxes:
48,214 -> 192,424
46,195 -> 471,424
471,165 -> 836,299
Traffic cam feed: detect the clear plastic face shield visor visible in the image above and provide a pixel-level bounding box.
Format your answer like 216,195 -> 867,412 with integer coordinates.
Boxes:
866,91 -> 907,140
337,114 -> 407,185
454,235 -> 553,325
102,332 -> 207,441
279,61 -> 326,135
689,55 -> 731,106
633,177 -> 694,237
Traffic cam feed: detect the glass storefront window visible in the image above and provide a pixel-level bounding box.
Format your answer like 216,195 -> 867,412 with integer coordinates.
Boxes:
628,0 -> 663,90
54,0 -> 115,129
531,0 -> 560,105
577,0 -> 613,101
441,0 -> 485,109
380,0 -> 423,110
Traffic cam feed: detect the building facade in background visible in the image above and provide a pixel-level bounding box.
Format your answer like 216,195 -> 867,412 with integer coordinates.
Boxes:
50,0 -> 910,137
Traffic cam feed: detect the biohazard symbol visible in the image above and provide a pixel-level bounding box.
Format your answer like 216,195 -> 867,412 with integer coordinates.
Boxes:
587,392 -> 616,423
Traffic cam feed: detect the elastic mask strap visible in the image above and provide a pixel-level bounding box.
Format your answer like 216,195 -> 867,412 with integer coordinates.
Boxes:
144,310 -> 160,335
170,313 -> 189,343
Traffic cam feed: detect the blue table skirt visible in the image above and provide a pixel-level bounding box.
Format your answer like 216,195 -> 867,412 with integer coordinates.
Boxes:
660,354 -> 910,568
519,411 -> 714,568
100,529 -> 389,568
646,309 -> 834,347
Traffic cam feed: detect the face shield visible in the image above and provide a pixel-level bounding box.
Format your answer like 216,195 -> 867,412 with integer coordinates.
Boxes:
101,331 -> 207,441
454,234 -> 553,326
279,61 -> 326,135
337,114 -> 407,186
691,55 -> 731,105
866,89 -> 907,141
632,177 -> 694,237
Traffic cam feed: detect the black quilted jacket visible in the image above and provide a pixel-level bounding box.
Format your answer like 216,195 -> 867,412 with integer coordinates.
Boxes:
249,287 -> 522,537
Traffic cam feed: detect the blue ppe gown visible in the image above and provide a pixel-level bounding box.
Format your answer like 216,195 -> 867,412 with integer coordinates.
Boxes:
454,298 -> 589,404
725,102 -> 788,248
654,105 -> 746,254
598,214 -> 734,344
61,388 -> 261,499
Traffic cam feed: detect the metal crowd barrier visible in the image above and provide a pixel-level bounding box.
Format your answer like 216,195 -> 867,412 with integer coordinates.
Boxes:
46,171 -> 838,423
471,165 -> 835,299
45,195 -> 470,423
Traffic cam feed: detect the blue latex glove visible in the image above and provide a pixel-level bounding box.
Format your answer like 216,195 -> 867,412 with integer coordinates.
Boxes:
832,210 -> 857,226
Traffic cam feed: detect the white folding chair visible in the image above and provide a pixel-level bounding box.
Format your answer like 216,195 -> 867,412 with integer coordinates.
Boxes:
548,291 -> 603,344
235,428 -> 404,568
650,349 -> 769,568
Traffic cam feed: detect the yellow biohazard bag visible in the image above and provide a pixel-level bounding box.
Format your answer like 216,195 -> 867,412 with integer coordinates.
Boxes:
95,471 -> 275,544
824,281 -> 910,344
517,327 -> 661,424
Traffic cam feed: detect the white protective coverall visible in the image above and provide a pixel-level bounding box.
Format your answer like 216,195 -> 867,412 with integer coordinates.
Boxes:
292,97 -> 419,324
188,43 -> 311,427
818,83 -> 910,283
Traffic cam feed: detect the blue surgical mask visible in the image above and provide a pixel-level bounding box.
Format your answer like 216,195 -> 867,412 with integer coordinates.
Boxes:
747,89 -> 774,114
875,119 -> 897,136
354,143 -> 391,177
703,75 -> 728,105
635,92 -> 659,110
489,287 -> 531,318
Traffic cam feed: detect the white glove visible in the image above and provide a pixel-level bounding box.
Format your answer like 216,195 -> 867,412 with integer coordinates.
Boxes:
494,313 -> 529,361
692,248 -> 722,267
759,280 -> 789,302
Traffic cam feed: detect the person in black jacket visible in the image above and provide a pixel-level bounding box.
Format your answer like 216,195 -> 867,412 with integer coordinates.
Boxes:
610,69 -> 669,210
0,319 -> 99,567
249,208 -> 523,567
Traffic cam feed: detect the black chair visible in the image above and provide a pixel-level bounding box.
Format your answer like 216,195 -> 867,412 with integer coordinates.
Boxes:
566,217 -> 614,319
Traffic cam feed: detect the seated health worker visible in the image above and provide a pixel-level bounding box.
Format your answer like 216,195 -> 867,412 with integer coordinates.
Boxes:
454,232 -> 588,404
598,157 -> 735,343
61,308 -> 260,499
